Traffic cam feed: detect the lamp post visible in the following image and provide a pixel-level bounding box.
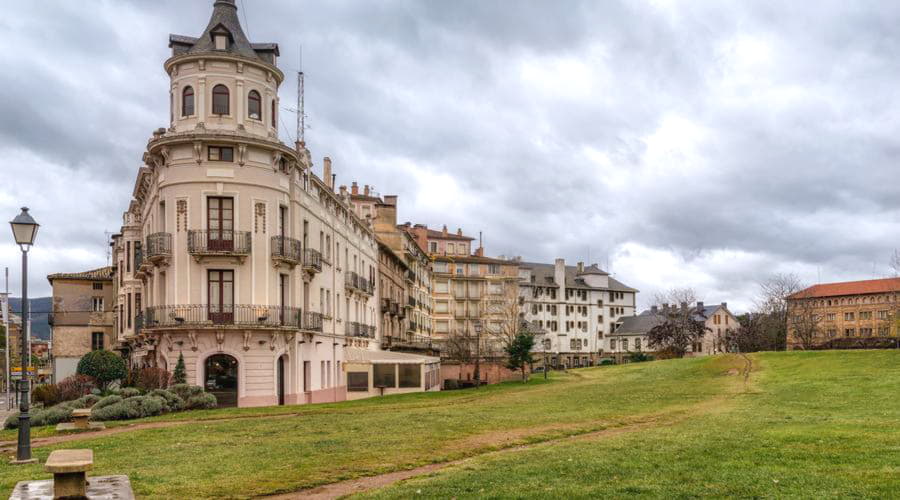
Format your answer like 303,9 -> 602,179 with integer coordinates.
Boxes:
10,207 -> 38,464
473,320 -> 482,388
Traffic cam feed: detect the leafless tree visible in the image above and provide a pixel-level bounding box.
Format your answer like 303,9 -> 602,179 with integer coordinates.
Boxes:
756,273 -> 805,351
786,289 -> 821,349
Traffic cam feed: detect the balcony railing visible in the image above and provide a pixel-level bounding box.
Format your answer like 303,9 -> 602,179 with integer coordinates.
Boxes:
346,321 -> 375,338
145,232 -> 172,261
380,298 -> 391,313
302,248 -> 322,272
187,230 -> 251,256
407,296 -> 416,308
271,236 -> 302,265
303,311 -> 323,332
383,333 -> 434,351
405,269 -> 415,282
142,304 -> 307,329
345,272 -> 374,295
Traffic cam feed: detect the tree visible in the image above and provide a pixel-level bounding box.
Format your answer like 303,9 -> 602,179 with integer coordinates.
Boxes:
173,352 -> 187,385
505,331 -> 535,382
756,273 -> 804,351
76,350 -> 127,390
646,305 -> 710,357
786,289 -> 821,350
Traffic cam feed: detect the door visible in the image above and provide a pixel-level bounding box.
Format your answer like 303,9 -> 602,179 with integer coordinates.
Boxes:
277,355 -> 285,405
303,361 -> 311,393
205,354 -> 238,408
207,197 -> 234,252
208,270 -> 234,324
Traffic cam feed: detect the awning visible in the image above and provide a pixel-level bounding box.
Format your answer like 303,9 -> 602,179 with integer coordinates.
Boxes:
344,347 -> 439,365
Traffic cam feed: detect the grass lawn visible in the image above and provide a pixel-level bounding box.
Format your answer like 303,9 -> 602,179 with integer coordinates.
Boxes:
0,351 -> 895,498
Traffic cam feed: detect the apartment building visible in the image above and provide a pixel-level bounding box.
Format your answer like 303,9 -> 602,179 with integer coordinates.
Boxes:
103,0 -> 440,407
786,278 -> 900,349
608,302 -> 737,360
518,259 -> 638,367
402,224 -> 519,358
47,267 -> 116,381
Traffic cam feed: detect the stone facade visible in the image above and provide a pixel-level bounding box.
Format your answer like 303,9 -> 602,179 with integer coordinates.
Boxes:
609,302 -> 737,360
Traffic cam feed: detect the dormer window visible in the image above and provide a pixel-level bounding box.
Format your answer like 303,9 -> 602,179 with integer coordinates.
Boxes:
215,35 -> 228,50
248,90 -> 261,120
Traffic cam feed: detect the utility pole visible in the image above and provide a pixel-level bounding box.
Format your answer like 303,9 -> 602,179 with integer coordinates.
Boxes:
2,268 -> 9,405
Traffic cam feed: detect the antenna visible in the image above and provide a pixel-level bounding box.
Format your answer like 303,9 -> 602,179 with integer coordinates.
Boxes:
104,230 -> 115,266
283,46 -> 309,148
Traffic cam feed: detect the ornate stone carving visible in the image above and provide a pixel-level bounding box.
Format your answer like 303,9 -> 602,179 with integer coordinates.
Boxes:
176,200 -> 187,232
270,332 -> 277,351
271,151 -> 283,172
217,331 -> 226,350
254,203 -> 266,234
237,62 -> 244,73
194,141 -> 203,164
238,144 -> 247,166
198,59 -> 206,71
243,331 -> 252,351
164,334 -> 173,352
188,331 -> 198,352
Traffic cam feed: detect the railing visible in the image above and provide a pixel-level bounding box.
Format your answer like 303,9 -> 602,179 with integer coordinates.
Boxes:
405,269 -> 415,282
145,232 -> 172,260
134,248 -> 144,271
187,230 -> 252,255
345,272 -> 374,295
302,248 -> 322,272
345,321 -> 375,338
303,311 -> 323,332
271,236 -> 302,264
407,296 -> 416,308
380,298 -> 391,313
142,304 -> 305,329
383,333 -> 433,350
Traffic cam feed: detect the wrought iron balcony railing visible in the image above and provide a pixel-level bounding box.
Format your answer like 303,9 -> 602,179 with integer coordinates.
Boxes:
271,236 -> 302,265
187,230 -> 252,256
345,271 -> 374,295
145,232 -> 172,261
345,321 -> 375,338
142,304 -> 306,329
302,248 -> 322,272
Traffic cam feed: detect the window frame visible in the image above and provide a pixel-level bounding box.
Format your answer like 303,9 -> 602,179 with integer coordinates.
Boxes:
247,90 -> 262,121
208,146 -> 234,162
182,86 -> 195,117
212,84 -> 230,115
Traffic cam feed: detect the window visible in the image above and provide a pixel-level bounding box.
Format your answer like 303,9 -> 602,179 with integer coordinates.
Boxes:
878,310 -> 889,320
91,332 -> 104,351
208,270 -> 235,324
398,364 -> 421,388
844,328 -> 855,336
488,264 -> 500,274
92,282 -> 104,290
248,90 -> 261,120
92,297 -> 104,312
844,312 -> 855,321
859,311 -> 872,320
208,146 -> 234,161
373,364 -> 396,388
429,242 -> 438,253
826,313 -> 836,321
212,84 -> 230,115
635,338 -> 642,351
347,372 -> 368,392
182,86 -> 194,116
623,338 -> 629,351
271,99 -> 277,127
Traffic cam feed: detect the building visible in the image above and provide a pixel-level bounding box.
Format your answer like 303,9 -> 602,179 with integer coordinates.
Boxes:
347,189 -> 435,353
105,0 -> 437,407
518,259 -> 638,368
608,302 -> 737,360
786,277 -> 900,349
47,267 -> 116,382
402,224 -> 520,361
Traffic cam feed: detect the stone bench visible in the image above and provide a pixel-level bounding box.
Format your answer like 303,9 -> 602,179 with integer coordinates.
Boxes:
55,408 -> 105,432
45,449 -> 92,499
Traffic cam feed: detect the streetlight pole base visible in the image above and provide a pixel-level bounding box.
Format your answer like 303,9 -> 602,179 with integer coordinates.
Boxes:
9,458 -> 37,465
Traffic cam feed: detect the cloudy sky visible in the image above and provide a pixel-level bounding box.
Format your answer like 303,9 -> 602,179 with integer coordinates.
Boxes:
2,0 -> 900,310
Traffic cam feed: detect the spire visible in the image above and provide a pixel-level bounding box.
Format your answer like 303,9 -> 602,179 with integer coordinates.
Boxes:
168,0 -> 279,64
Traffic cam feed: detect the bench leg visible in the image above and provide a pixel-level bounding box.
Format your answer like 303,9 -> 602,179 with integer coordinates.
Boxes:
53,471 -> 87,499
73,418 -> 88,430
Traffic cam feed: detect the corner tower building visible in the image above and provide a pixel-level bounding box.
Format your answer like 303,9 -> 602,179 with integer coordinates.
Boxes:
110,1 -> 404,407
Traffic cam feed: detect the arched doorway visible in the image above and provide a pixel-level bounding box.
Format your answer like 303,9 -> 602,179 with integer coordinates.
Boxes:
205,354 -> 238,408
277,355 -> 286,406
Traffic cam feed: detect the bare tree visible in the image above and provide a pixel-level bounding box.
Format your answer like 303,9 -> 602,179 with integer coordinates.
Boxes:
786,289 -> 821,349
756,273 -> 805,351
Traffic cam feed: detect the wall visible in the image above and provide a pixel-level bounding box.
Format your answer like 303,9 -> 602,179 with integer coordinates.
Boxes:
441,361 -> 526,385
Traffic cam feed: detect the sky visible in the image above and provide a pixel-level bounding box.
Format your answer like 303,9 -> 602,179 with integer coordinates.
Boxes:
2,0 -> 900,311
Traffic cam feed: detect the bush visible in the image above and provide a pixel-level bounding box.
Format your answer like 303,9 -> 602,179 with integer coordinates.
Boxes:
137,367 -> 171,391
93,395 -> 123,411
32,384 -> 61,406
600,359 -> 616,366
91,395 -> 168,421
77,350 -> 127,389
149,389 -> 184,412
120,387 -> 141,398
170,384 -> 203,401
185,392 -> 217,410
57,374 -> 97,401
628,352 -> 654,363
443,379 -> 459,390
173,353 -> 187,385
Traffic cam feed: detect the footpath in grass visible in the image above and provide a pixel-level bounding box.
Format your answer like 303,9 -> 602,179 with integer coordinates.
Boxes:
363,350 -> 900,498
0,355 -> 744,498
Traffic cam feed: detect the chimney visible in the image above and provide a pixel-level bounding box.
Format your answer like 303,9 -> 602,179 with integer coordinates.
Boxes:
364,185 -> 369,196
339,185 -> 347,196
475,247 -> 484,257
577,261 -> 584,273
721,302 -> 727,310
457,228 -> 463,236
696,301 -> 704,313
651,305 -> 658,314
442,225 -> 448,236
662,303 -> 669,313
351,182 -> 359,195
554,258 -> 565,289
383,195 -> 397,207
323,157 -> 333,190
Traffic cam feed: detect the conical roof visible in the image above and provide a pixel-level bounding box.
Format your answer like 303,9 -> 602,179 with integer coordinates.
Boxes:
168,0 -> 279,65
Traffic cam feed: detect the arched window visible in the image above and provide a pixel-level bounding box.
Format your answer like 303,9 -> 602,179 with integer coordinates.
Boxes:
248,90 -> 261,120
212,84 -> 230,115
271,99 -> 277,128
182,86 -> 195,117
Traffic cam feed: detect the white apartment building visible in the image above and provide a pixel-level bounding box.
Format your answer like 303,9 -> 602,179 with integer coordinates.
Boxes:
518,259 -> 638,367
110,0 -> 437,407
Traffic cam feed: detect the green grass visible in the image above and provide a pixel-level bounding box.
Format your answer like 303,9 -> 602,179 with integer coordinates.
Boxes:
0,351 -> 895,498
364,351 -> 900,498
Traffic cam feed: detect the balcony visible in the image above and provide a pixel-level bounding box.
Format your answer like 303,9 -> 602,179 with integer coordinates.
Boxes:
380,298 -> 391,314
346,321 -> 375,338
302,248 -> 322,273
345,272 -> 374,296
141,304 -> 306,329
382,332 -> 434,352
145,232 -> 172,263
187,230 -> 251,261
302,311 -> 324,332
407,296 -> 416,308
405,269 -> 415,282
271,236 -> 302,267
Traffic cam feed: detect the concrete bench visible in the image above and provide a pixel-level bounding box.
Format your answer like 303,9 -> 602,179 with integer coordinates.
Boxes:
45,449 -> 92,499
55,408 -> 105,432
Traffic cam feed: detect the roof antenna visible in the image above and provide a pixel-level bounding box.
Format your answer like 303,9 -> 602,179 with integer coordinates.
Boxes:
298,46 -> 305,145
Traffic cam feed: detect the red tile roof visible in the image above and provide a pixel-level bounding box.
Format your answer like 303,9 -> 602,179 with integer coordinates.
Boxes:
788,277 -> 900,299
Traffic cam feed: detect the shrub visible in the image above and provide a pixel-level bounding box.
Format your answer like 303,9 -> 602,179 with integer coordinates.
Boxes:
32,384 -> 61,406
170,384 -> 203,401
137,367 -> 171,391
628,352 -> 654,363
149,389 -> 184,412
93,395 -> 123,411
186,392 -> 217,410
120,387 -> 142,398
91,395 -> 167,421
5,403 -> 77,429
57,374 -> 97,401
600,359 -> 616,366
173,352 -> 187,385
77,351 -> 127,389
443,379 -> 459,390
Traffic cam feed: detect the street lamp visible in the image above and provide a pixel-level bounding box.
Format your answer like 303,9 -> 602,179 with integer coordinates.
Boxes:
10,207 -> 38,464
473,320 -> 482,388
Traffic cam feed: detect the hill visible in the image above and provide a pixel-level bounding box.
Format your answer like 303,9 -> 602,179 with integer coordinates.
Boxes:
6,297 -> 51,340
0,351 -> 896,497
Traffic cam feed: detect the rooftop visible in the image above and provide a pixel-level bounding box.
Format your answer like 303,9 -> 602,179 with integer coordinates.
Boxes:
168,0 -> 279,65
788,277 -> 900,299
518,261 -> 638,293
47,266 -> 115,283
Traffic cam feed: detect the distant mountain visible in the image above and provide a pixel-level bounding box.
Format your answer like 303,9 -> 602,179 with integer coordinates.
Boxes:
7,297 -> 52,340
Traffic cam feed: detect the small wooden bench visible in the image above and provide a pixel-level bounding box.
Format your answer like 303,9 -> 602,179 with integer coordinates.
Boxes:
45,449 -> 92,499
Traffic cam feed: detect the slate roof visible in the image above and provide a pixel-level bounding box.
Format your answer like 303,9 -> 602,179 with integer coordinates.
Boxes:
518,261 -> 638,293
787,277 -> 900,299
47,266 -> 115,283
169,0 -> 279,64
609,304 -> 729,337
